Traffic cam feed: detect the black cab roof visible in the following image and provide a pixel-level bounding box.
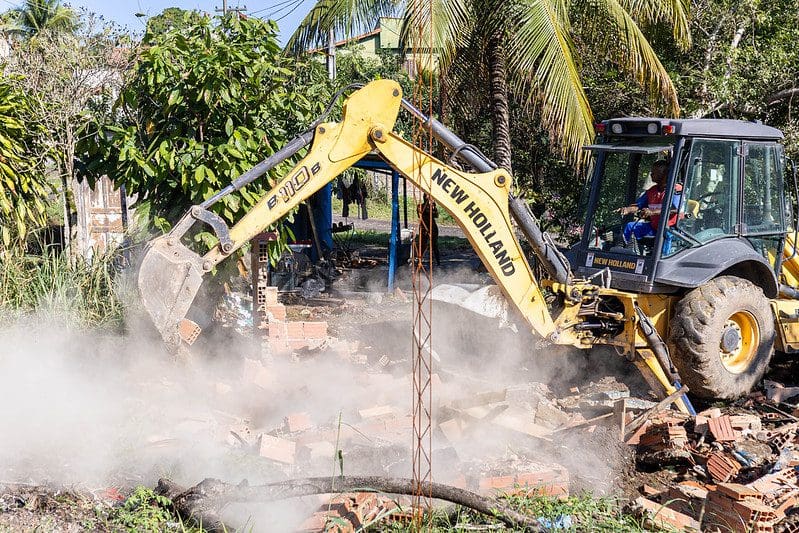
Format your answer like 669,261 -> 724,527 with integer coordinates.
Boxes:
600,117 -> 783,140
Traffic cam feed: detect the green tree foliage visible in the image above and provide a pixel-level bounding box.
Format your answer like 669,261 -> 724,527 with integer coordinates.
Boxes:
5,14 -> 130,254
669,0 -> 799,155
288,0 -> 689,169
0,73 -> 48,248
81,13 -> 331,234
145,7 -> 204,35
8,0 -> 77,37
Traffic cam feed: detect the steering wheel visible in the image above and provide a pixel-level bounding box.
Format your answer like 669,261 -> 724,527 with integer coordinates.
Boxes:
697,191 -> 722,211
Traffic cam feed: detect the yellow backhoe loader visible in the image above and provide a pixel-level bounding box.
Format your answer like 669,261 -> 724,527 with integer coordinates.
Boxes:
137,80 -> 799,414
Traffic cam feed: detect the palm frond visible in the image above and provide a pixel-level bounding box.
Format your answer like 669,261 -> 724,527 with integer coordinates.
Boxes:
590,0 -> 681,115
401,0 -> 472,72
617,0 -> 691,48
506,0 -> 594,164
285,0 -> 400,54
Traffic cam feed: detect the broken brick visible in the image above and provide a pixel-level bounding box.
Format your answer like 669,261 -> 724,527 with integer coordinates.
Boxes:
258,434 -> 296,464
358,405 -> 394,420
301,441 -> 336,461
707,451 -> 742,483
285,412 -> 312,433
636,497 -> 701,531
708,415 -> 739,442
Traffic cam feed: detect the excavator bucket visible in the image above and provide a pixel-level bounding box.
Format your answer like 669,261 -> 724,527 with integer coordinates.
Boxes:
137,234 -> 206,348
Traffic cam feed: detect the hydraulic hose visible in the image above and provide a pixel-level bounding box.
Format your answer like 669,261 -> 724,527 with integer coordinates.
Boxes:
400,98 -> 573,285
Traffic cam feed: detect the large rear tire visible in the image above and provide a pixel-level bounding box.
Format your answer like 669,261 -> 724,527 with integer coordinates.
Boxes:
668,276 -> 775,399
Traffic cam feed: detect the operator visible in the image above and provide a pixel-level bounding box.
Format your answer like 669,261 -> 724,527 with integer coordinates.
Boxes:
617,160 -> 681,244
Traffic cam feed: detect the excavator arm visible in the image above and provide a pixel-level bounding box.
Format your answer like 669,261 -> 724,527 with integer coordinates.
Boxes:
137,80 -> 695,415
138,79 -> 554,347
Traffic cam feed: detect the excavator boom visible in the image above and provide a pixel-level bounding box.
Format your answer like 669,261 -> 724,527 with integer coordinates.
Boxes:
138,80 -> 556,346
137,80 -> 694,415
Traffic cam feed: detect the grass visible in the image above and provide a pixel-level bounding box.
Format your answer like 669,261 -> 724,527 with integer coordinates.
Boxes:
332,196 -> 456,225
0,246 -> 128,330
345,229 -> 472,251
374,492 -> 666,532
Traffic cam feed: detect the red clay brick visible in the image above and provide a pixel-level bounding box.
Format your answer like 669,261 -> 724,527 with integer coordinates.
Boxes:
268,322 -> 287,339
479,475 -> 515,491
707,451 -> 741,483
286,321 -> 305,339
303,321 -> 328,339
266,304 -> 286,321
263,286 -> 278,306
637,497 -> 701,530
708,415 -> 739,442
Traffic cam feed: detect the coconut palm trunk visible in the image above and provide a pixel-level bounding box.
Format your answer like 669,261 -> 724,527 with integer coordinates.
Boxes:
487,35 -> 512,173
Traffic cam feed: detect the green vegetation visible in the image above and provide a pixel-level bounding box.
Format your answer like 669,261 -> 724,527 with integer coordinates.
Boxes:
372,492 -> 665,532
345,229 -> 471,252
105,486 -> 175,532
81,13 -> 331,237
289,0 -> 688,169
0,73 -> 48,248
332,194 -> 455,225
6,0 -> 77,37
0,246 -> 127,330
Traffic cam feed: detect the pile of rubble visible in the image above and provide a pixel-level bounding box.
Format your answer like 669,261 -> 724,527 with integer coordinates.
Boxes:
629,385 -> 799,532
210,288 -> 799,531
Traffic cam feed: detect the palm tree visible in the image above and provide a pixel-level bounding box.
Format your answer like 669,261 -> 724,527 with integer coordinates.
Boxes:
9,0 -> 77,37
287,0 -> 690,171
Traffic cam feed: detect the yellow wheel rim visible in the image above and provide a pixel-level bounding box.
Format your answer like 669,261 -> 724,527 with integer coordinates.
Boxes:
719,311 -> 759,374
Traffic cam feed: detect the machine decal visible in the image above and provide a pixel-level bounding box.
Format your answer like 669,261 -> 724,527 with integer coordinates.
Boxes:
591,255 -> 638,271
266,165 -> 313,209
431,168 -> 516,276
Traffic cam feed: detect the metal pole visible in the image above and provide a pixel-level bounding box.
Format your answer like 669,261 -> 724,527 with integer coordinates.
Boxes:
388,170 -> 400,291
326,29 -> 336,80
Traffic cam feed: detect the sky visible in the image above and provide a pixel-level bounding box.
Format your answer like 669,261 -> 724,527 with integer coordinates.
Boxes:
50,0 -> 317,44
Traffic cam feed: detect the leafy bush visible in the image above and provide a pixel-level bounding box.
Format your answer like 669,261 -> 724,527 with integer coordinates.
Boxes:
106,486 -> 173,532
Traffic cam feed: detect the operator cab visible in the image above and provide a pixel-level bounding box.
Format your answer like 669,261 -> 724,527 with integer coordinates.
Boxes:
571,118 -> 788,295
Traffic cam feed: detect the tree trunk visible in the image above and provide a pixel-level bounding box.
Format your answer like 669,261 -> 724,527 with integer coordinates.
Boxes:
59,161 -> 71,253
487,35 -> 513,174
156,476 -> 545,532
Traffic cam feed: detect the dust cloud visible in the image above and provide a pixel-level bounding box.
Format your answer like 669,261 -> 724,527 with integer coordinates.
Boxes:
0,261 -> 641,530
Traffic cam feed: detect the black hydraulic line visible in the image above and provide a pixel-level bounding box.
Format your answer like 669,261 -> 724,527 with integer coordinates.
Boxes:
201,130 -> 314,209
634,304 -> 697,415
780,284 -> 799,300
400,98 -> 573,285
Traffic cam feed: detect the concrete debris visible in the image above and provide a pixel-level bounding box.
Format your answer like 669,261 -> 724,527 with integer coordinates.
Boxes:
765,380 -> 799,404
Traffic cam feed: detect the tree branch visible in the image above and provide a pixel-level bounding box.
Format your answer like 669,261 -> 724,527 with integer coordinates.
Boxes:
768,87 -> 799,106
155,476 -> 546,533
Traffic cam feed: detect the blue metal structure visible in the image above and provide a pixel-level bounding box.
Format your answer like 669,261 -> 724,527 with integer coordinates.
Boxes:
353,157 -> 402,290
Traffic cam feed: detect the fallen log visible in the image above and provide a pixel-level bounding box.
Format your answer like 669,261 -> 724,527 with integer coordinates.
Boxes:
156,475 -> 545,532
